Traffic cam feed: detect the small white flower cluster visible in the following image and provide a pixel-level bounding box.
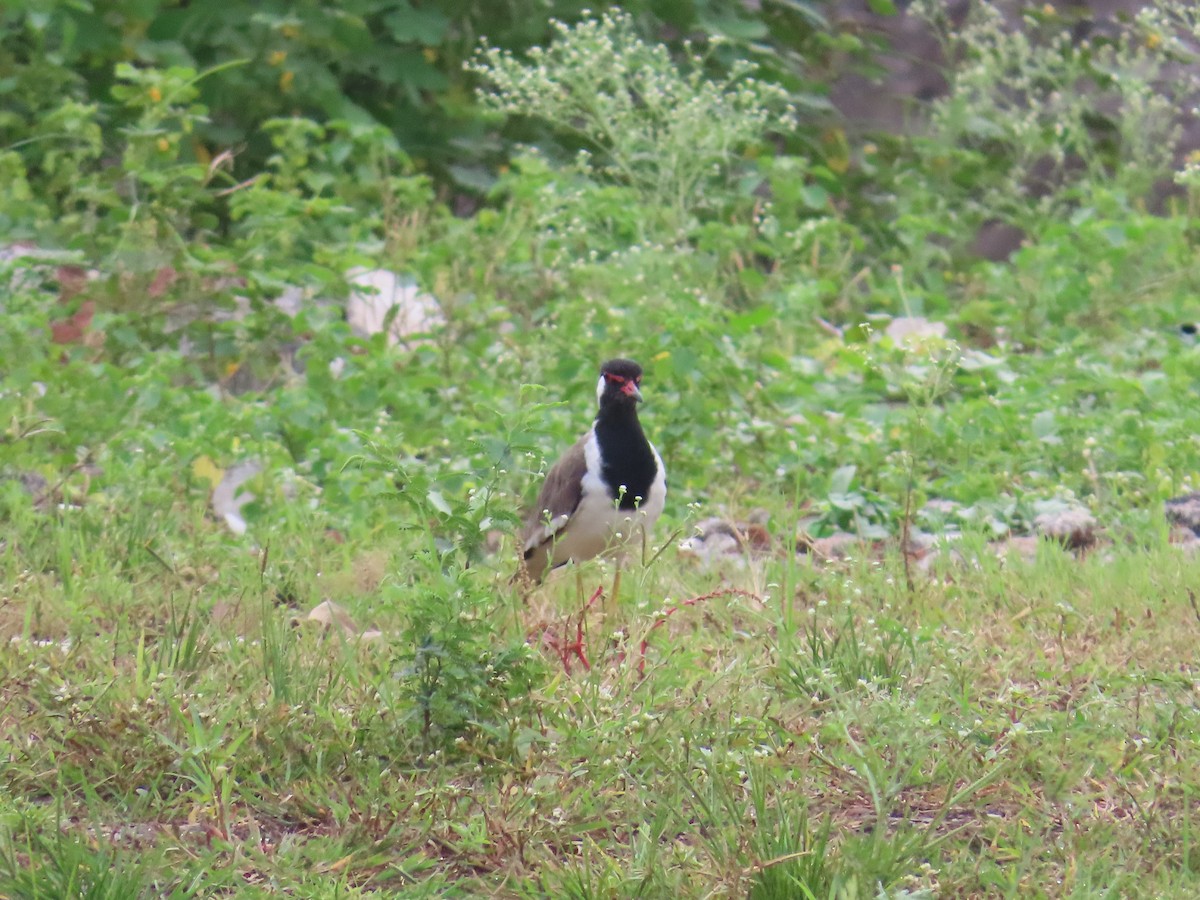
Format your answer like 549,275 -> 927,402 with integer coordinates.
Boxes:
1175,148 -> 1200,192
909,0 -> 1194,224
470,11 -> 795,223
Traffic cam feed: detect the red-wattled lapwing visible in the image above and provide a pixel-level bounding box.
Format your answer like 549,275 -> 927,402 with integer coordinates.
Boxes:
519,358 -> 666,583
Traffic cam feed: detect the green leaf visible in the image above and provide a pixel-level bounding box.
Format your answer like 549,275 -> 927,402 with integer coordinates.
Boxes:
829,493 -> 861,511
728,304 -> 774,334
1031,410 -> 1060,444
830,464 -> 857,495
427,489 -> 452,516
768,0 -> 829,28
699,16 -> 769,42
800,183 -> 829,210
383,6 -> 450,46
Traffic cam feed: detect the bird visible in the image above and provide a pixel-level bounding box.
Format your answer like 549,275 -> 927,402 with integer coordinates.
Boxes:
518,358 -> 667,583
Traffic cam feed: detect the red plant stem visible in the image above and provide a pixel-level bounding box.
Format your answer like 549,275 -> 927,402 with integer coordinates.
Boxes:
543,585 -> 606,673
583,585 -> 605,612
570,585 -> 605,670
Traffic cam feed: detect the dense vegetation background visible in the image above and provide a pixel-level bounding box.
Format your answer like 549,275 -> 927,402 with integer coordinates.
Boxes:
5,0 -> 1200,896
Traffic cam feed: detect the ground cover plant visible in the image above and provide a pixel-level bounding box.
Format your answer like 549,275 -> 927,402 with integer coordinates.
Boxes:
5,3 -> 1200,896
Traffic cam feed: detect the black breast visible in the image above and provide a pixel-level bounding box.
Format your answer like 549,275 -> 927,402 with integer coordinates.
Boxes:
593,412 -> 659,510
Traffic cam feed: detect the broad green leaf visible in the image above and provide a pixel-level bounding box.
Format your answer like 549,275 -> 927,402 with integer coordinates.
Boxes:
830,464 -> 857,495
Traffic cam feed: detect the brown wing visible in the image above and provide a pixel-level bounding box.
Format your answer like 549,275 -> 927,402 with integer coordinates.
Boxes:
522,433 -> 588,553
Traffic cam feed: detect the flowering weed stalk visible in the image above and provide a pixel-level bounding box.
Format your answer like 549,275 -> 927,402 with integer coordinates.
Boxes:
472,11 -> 796,231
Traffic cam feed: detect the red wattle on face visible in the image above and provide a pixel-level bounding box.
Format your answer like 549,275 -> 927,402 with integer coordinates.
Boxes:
620,381 -> 638,396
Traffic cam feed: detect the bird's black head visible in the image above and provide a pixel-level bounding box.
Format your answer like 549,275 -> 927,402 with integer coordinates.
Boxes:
596,358 -> 645,407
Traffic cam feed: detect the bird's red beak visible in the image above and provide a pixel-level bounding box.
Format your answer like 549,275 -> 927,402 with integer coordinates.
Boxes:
621,380 -> 644,402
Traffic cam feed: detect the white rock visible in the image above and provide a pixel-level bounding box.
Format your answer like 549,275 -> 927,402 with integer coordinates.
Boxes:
885,316 -> 948,345
346,268 -> 444,347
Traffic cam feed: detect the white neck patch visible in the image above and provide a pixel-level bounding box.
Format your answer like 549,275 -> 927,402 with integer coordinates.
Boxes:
596,374 -> 606,407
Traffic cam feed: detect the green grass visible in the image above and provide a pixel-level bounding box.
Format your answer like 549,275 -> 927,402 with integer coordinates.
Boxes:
8,7 -> 1200,895
6,279 -> 1200,898
4,491 -> 1200,896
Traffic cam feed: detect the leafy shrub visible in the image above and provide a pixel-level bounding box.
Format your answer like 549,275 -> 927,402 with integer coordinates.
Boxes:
892,0 -> 1200,267
351,401 -> 550,752
0,0 -> 840,195
472,11 -> 797,231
